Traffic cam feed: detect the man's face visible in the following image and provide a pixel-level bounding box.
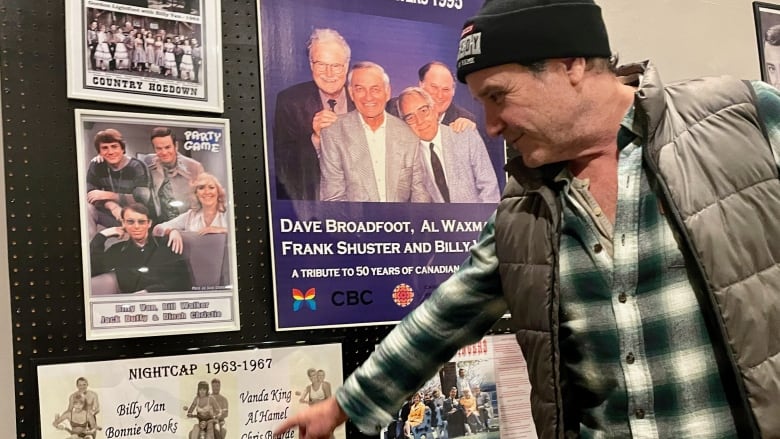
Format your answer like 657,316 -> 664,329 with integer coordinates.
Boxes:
467,62 -> 582,168
77,379 -> 88,392
98,141 -> 125,166
212,381 -> 221,394
400,93 -> 438,141
122,209 -> 151,243
458,369 -> 465,377
90,22 -> 98,30
420,64 -> 456,116
152,135 -> 178,166
349,67 -> 390,121
449,388 -> 457,398
765,42 -> 780,88
310,40 -> 349,97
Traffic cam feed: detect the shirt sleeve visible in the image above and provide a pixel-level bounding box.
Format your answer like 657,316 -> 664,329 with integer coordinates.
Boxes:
335,211 -> 507,434
750,80 -> 780,171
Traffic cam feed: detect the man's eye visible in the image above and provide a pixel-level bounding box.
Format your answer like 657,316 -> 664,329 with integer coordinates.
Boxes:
488,92 -> 506,104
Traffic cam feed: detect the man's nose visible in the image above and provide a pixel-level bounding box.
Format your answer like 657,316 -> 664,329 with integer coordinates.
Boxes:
484,108 -> 505,138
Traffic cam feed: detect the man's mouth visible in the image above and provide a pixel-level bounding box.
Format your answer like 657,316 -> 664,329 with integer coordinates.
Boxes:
508,132 -> 525,145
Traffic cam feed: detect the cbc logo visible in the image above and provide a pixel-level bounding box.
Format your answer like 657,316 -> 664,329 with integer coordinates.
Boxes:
331,290 -> 373,306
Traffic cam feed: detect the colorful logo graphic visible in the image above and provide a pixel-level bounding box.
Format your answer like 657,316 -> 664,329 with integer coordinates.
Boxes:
292,288 -> 316,311
392,283 -> 415,308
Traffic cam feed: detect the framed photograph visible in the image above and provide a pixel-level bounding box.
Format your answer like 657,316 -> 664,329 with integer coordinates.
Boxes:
754,2 -> 780,88
35,342 -> 346,439
75,109 -> 239,340
65,0 -> 224,112
258,0 -> 508,331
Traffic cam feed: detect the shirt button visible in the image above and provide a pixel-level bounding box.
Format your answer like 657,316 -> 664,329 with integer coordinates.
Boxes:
618,293 -> 627,303
593,243 -> 603,253
626,353 -> 635,364
594,207 -> 603,217
635,408 -> 645,419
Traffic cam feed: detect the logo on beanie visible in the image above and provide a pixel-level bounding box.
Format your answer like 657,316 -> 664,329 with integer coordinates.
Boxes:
457,32 -> 481,66
461,24 -> 474,37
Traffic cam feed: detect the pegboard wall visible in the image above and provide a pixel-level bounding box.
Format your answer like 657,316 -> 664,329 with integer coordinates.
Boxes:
0,1 -> 516,437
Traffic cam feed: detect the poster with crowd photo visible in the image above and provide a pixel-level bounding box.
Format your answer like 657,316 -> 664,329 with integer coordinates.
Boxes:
75,109 -> 239,340
65,0 -> 224,112
36,343 -> 345,439
259,0 -> 507,330
380,335 -> 538,439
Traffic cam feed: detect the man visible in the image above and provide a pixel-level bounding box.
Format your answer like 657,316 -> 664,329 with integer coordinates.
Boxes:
90,203 -> 192,293
319,62 -> 429,202
455,368 -> 469,398
472,386 -> 492,430
191,38 -> 202,82
441,387 -> 465,439
145,127 -> 204,222
173,36 -> 185,79
388,61 -> 477,133
273,28 -> 354,200
63,377 -> 100,420
211,378 -> 228,439
85,128 -> 151,238
123,22 -> 135,69
276,0 -> 780,438
86,21 -> 99,70
398,87 -> 499,203
764,24 -> 780,88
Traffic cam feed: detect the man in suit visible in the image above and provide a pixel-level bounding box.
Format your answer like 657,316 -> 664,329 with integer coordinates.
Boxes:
388,61 -> 477,133
146,127 -> 204,222
398,87 -> 499,203
273,28 -> 354,200
319,62 -> 429,203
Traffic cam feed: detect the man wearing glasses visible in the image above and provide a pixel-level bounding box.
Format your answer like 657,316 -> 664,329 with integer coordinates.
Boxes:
90,203 -> 192,293
273,28 -> 355,201
398,87 -> 499,203
388,61 -> 478,134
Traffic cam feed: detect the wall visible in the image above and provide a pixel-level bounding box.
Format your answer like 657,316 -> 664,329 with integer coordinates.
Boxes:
602,0 -> 767,81
1,1 -> 778,438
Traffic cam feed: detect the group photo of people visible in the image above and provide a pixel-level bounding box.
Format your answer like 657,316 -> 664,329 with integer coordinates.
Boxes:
384,361 -> 499,439
262,1 -> 506,205
78,115 -> 233,295
85,7 -> 203,82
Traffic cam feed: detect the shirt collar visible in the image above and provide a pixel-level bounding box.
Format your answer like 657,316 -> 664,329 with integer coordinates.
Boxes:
358,111 -> 387,133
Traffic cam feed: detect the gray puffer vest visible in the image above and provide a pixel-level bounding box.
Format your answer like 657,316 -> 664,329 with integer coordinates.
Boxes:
494,61 -> 780,438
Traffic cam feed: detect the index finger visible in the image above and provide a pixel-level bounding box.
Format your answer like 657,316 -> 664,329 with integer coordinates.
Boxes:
273,412 -> 302,438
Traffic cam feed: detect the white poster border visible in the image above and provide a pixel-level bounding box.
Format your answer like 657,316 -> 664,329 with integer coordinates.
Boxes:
65,0 -> 224,113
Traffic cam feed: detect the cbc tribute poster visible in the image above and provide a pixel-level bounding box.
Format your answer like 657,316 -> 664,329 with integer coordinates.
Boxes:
37,343 -> 344,439
259,0 -> 506,330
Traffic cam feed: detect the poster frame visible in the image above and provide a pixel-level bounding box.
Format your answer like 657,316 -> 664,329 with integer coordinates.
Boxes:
65,0 -> 224,113
75,108 -> 240,340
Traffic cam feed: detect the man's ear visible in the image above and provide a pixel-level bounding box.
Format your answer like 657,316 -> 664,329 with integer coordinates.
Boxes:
562,57 -> 587,86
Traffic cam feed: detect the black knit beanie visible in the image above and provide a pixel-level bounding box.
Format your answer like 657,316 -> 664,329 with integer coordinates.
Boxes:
456,0 -> 611,83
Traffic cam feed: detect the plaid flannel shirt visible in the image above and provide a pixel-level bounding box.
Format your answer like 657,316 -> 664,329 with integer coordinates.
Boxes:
337,81 -> 780,438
